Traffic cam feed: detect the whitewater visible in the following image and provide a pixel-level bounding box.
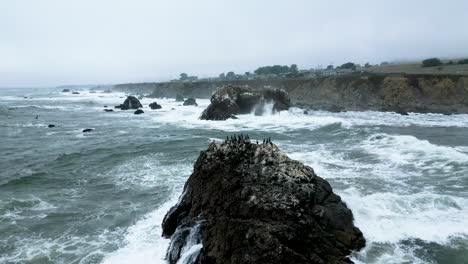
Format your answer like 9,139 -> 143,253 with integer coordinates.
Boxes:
0,87 -> 467,264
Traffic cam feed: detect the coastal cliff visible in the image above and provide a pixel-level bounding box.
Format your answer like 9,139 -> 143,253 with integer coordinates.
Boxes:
113,74 -> 468,114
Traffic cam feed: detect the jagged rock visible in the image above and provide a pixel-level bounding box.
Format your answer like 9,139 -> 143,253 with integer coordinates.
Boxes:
200,85 -> 291,120
176,94 -> 185,102
82,128 -> 93,133
149,102 -> 162,110
134,109 -> 144,115
199,97 -> 240,120
115,96 -> 143,110
62,89 -> 70,93
183,98 -> 198,106
162,137 -> 365,264
304,109 -> 309,115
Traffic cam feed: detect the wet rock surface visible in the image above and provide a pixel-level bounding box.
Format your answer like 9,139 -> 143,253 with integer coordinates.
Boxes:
149,102 -> 162,110
115,96 -> 143,110
183,98 -> 198,106
200,85 -> 291,120
162,136 -> 365,264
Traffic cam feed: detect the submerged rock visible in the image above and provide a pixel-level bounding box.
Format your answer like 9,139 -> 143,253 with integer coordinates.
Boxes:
72,91 -> 80,95
48,124 -> 55,128
183,98 -> 198,106
176,94 -> 185,102
162,136 -> 365,264
62,89 -> 70,93
82,128 -> 93,133
134,109 -> 144,115
149,102 -> 162,110
116,96 -> 143,110
200,85 -> 291,120
104,109 -> 114,112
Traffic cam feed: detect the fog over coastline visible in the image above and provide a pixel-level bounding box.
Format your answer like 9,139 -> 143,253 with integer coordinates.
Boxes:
1,0 -> 468,87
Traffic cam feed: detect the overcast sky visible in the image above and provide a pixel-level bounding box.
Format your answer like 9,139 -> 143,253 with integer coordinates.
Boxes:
1,0 -> 468,87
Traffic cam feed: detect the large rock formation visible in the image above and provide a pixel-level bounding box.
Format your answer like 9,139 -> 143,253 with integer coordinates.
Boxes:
162,136 -> 365,264
115,96 -> 143,110
200,85 -> 291,120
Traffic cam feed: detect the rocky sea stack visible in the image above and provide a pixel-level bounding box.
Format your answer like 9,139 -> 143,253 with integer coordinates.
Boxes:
115,96 -> 143,110
200,85 -> 291,120
162,136 -> 365,264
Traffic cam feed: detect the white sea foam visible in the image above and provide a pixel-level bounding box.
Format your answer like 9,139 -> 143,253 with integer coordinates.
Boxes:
362,134 -> 468,165
100,195 -> 181,264
103,154 -> 191,189
341,188 -> 468,244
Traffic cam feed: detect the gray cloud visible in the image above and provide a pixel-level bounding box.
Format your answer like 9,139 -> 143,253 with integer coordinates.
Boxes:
1,0 -> 467,86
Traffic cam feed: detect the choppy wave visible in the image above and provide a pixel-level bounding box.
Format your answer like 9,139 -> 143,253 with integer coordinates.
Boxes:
2,89 -> 468,264
101,195 -> 181,264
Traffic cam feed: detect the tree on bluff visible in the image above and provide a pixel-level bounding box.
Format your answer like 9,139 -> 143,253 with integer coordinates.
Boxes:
254,65 -> 291,75
337,62 -> 356,70
180,73 -> 188,80
422,58 -> 442,67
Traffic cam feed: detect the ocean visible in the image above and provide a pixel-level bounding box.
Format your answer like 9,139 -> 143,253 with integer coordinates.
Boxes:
0,87 -> 467,264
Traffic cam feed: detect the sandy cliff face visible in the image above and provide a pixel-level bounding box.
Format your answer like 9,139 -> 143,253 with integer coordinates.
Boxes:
112,74 -> 468,114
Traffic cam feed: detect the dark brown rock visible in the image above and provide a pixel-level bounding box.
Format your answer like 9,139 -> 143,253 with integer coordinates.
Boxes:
162,137 -> 365,264
183,98 -> 198,106
200,85 -> 291,120
116,96 -> 143,110
149,102 -> 162,110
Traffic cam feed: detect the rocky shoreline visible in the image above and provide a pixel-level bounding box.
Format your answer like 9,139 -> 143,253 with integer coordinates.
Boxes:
113,74 -> 468,115
162,136 -> 365,264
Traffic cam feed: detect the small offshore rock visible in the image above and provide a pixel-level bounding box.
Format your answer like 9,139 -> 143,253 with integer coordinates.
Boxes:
62,89 -> 70,93
104,109 -> 114,112
116,96 -> 143,110
134,109 -> 144,115
82,128 -> 93,133
72,91 -> 80,95
183,98 -> 198,106
48,124 -> 55,128
149,102 -> 162,110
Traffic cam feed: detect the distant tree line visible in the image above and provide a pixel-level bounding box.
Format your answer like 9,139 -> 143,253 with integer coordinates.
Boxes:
336,62 -> 356,70
422,57 -> 468,67
254,64 -> 298,75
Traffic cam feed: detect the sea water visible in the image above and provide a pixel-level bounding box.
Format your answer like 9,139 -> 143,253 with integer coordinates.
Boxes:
0,87 -> 467,264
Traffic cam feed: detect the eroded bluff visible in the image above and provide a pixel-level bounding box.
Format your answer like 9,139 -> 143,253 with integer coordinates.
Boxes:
162,136 -> 365,264
200,85 -> 291,120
